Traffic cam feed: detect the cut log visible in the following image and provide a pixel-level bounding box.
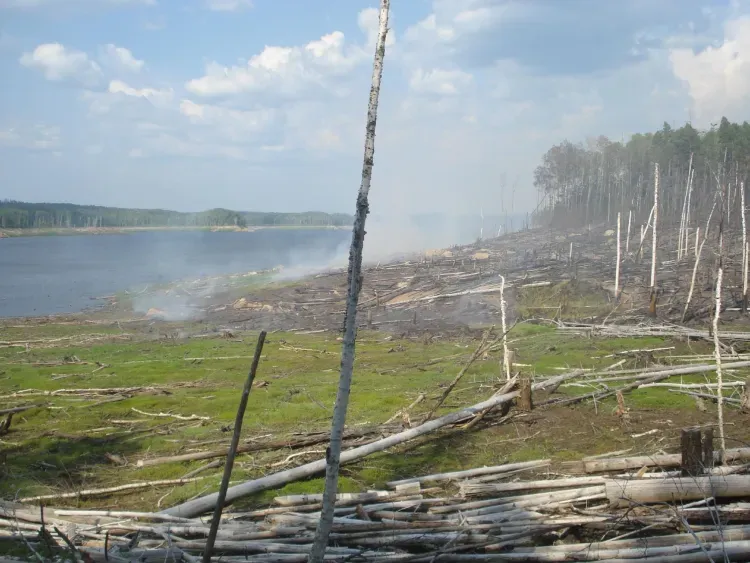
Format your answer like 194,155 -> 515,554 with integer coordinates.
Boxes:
386,460 -> 550,488
562,447 -> 750,474
606,475 -> 750,508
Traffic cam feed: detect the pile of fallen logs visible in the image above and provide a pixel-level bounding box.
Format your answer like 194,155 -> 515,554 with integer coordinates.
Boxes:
4,430 -> 750,562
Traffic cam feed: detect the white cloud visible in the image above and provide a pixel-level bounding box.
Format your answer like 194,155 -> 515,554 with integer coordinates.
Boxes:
108,79 -> 173,105
357,7 -> 395,49
179,99 -> 275,141
99,44 -> 144,72
409,68 -> 472,96
4,0 -> 153,7
185,30 -> 368,98
9,0 -> 746,216
20,43 -> 101,84
669,16 -> 750,125
0,124 -> 60,150
204,0 -> 252,11
404,14 -> 455,44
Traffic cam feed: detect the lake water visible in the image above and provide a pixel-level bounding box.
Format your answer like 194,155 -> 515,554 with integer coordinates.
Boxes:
0,229 -> 350,318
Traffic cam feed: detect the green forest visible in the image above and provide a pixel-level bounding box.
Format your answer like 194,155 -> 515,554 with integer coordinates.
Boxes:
0,201 -> 353,229
532,117 -> 750,230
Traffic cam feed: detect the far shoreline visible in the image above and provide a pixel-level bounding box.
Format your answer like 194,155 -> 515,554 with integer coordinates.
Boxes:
0,224 -> 350,238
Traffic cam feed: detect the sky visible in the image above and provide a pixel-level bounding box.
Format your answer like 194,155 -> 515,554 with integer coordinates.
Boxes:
2,0 -> 750,216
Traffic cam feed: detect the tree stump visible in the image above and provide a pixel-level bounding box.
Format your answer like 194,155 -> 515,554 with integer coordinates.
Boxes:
648,288 -> 657,317
702,427 -> 714,471
741,378 -> 750,413
518,375 -> 533,412
681,427 -> 703,477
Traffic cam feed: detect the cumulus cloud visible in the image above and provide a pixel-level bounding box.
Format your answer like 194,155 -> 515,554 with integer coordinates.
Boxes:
4,0 -> 153,7
185,27 -> 371,98
6,0 -> 750,216
0,124 -> 60,150
205,0 -> 252,11
409,68 -> 473,96
99,44 -> 145,73
109,79 -> 173,105
358,7 -> 396,49
20,43 -> 101,85
669,16 -> 750,126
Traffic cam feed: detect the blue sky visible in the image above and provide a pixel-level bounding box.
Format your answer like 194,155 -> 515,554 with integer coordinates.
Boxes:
1,0 -> 749,215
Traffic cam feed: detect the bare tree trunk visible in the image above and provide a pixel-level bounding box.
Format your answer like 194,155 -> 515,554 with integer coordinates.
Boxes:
714,171 -> 728,462
742,182 -> 747,312
678,154 -> 693,261
683,198 -> 718,322
684,167 -> 694,257
308,3 -> 390,561
649,163 -> 659,316
714,237 -> 726,463
625,209 -> 631,254
695,226 -> 700,258
615,212 -> 621,299
203,331 -> 267,563
500,275 -> 510,380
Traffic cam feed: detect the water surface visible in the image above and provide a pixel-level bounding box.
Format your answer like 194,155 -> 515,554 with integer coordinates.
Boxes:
0,229 -> 349,318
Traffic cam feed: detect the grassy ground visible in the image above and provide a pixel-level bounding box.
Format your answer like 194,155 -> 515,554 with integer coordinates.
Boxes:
3,314 -> 748,514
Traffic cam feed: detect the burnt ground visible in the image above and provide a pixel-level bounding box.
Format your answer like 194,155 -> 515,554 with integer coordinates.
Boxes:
165,222 -> 750,336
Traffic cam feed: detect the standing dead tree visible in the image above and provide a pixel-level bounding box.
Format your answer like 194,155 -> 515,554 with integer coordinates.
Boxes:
649,163 -> 659,316
683,197 -> 718,322
714,193 -> 727,463
203,331 -> 266,563
499,275 -> 510,379
615,211 -> 621,299
742,181 -> 748,312
307,2 -> 391,562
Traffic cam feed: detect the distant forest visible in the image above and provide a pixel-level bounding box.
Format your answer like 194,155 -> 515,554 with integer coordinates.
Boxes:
533,117 -> 750,229
0,201 -> 353,229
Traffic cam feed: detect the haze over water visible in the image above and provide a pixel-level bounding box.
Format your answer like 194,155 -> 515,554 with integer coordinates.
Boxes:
0,229 -> 349,318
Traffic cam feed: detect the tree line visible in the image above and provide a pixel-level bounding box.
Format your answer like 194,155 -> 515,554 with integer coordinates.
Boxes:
532,117 -> 750,230
0,201 -> 353,229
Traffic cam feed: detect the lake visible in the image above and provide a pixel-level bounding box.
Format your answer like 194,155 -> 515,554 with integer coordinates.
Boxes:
0,229 -> 350,318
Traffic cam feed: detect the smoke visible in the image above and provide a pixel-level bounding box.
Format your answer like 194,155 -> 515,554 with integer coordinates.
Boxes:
130,272 -> 240,321
126,213 -> 527,322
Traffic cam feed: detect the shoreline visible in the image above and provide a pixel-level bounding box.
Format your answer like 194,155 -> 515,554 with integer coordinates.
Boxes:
0,224 -> 350,238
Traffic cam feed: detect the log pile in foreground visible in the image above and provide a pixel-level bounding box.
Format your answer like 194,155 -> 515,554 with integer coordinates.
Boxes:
6,446 -> 750,562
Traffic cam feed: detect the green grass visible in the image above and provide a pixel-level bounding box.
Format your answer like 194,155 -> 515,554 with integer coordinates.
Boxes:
1,315 -> 746,512
516,280 -> 612,320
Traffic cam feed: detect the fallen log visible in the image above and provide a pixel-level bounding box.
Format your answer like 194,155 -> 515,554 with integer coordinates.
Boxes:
543,360 -> 750,408
137,426 -> 397,468
606,475 -> 750,508
386,460 -> 550,488
163,370 -> 580,518
20,477 -> 208,504
0,405 -> 39,416
563,447 -> 750,474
